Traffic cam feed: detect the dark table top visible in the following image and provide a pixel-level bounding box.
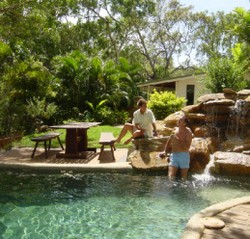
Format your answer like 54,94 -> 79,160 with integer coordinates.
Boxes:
49,122 -> 101,129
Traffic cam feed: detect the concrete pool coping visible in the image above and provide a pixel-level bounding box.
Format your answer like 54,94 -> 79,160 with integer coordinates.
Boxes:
181,196 -> 250,239
0,147 -> 133,172
0,161 -> 133,173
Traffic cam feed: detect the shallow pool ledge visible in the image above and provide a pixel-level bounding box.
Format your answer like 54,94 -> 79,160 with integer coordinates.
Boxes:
0,161 -> 133,173
181,196 -> 250,239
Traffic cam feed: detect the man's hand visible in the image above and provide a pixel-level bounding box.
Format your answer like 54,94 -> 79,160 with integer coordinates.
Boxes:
158,152 -> 166,159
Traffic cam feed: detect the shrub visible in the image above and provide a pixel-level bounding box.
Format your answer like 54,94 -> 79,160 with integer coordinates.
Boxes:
98,107 -> 129,125
203,57 -> 247,93
147,90 -> 186,120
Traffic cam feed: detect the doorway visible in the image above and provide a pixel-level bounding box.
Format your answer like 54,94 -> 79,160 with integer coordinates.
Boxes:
186,85 -> 195,105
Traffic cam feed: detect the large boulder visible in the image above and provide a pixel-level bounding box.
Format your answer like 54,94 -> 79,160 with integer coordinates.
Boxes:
128,137 -> 169,171
189,138 -> 210,173
128,137 -> 211,173
164,111 -> 184,128
211,151 -> 250,176
223,88 -> 237,100
237,89 -> 250,99
128,150 -> 169,171
197,93 -> 226,103
220,138 -> 250,152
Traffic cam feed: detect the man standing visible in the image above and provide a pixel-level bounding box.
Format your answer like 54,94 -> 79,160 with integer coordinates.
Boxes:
116,99 -> 157,144
159,115 -> 193,179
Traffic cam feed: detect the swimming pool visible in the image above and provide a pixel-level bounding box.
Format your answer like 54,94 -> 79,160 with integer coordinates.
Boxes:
0,170 -> 249,239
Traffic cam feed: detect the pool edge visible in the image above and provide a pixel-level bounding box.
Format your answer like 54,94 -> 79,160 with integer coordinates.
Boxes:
181,196 -> 250,239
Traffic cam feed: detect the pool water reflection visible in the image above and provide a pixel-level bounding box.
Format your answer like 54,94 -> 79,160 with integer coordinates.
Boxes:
0,171 -> 250,239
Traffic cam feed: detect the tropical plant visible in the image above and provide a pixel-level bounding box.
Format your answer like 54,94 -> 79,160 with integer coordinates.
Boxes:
52,51 -> 90,118
147,89 -> 186,120
84,100 -> 108,122
26,98 -> 58,132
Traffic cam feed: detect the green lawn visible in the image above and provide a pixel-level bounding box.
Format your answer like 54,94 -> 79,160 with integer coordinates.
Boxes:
14,125 -> 131,149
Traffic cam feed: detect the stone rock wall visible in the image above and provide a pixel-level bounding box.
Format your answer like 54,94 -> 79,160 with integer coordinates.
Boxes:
161,89 -> 250,153
129,88 -> 250,176
211,151 -> 250,176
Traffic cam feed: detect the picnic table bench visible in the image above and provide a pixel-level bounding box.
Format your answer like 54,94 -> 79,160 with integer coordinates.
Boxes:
98,132 -> 116,162
31,132 -> 64,158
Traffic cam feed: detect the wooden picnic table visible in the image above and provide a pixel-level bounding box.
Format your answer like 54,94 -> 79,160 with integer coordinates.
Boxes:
49,122 -> 101,158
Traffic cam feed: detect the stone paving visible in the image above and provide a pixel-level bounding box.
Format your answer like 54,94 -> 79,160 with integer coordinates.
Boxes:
181,196 -> 250,239
0,147 -> 132,172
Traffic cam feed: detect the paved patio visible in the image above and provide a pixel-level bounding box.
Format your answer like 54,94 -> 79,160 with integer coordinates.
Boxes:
0,147 -> 132,172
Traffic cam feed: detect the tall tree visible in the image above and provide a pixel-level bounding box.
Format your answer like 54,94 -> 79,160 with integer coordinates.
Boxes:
194,11 -> 237,64
74,0 -> 156,64
120,0 -> 202,80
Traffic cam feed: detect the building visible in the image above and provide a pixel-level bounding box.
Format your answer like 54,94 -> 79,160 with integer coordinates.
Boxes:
137,73 -> 208,105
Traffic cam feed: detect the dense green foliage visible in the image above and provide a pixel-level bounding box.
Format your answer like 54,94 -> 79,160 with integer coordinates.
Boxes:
231,8 -> 250,88
0,1 -> 249,135
202,8 -> 250,93
148,90 -> 186,120
203,57 -> 247,93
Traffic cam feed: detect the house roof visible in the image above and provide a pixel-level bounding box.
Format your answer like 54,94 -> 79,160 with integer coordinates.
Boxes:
137,73 -> 206,87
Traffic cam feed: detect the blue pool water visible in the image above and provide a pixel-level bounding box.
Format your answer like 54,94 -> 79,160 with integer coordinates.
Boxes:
0,170 -> 249,239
